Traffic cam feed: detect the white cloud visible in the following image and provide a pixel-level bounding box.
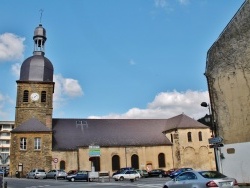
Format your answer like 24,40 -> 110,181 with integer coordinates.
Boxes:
11,63 -> 21,77
0,33 -> 25,62
53,74 -> 84,108
63,78 -> 83,97
88,90 -> 210,120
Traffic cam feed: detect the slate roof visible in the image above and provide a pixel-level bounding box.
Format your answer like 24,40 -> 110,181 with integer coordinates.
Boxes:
52,113 -> 208,151
11,118 -> 52,133
163,113 -> 208,133
19,54 -> 54,82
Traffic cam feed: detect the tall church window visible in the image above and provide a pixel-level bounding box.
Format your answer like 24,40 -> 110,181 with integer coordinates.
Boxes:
41,91 -> 46,102
112,155 -> 120,171
187,132 -> 192,142
23,90 -> 29,102
198,131 -> 202,141
158,153 -> 166,168
131,154 -> 139,169
20,137 -> 27,150
34,137 -> 41,150
60,160 -> 66,170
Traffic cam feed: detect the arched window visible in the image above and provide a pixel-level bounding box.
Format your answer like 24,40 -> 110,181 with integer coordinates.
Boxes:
198,131 -> 202,141
41,91 -> 46,102
112,155 -> 120,171
158,153 -> 166,168
131,154 -> 139,169
187,132 -> 192,142
60,160 -> 66,170
23,90 -> 29,102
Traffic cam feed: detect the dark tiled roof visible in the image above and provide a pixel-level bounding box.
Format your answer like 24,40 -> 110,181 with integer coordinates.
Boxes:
52,113 -> 208,151
11,118 -> 52,133
163,113 -> 208,132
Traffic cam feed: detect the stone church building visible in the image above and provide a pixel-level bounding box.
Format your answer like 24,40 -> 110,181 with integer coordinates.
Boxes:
9,23 -> 215,177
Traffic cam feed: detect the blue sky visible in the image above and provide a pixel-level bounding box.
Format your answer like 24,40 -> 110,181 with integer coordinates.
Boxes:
0,0 -> 245,120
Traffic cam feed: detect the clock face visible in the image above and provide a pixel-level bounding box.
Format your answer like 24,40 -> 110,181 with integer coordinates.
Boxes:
31,92 -> 39,101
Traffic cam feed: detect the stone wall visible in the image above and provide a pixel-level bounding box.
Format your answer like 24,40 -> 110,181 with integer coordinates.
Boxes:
53,145 -> 173,173
206,0 -> 250,144
166,128 -> 215,170
15,81 -> 54,129
9,132 -> 52,177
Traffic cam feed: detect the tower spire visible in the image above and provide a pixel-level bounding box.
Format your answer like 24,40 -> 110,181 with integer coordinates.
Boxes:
39,9 -> 44,24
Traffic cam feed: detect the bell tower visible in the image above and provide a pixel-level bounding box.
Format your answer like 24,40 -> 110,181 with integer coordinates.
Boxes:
15,24 -> 54,129
10,24 -> 54,176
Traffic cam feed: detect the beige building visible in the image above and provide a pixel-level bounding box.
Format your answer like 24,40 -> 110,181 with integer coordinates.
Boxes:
205,0 -> 250,184
10,23 -> 215,177
0,121 -> 14,169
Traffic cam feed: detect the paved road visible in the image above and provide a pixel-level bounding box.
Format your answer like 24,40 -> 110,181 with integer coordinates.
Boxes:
3,177 -> 167,188
3,177 -> 249,188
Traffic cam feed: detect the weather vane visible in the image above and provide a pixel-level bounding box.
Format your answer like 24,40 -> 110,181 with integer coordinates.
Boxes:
39,9 -> 44,23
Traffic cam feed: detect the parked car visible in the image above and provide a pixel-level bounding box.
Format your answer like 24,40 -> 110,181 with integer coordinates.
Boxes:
163,170 -> 240,188
169,168 -> 193,179
67,170 -> 78,176
66,170 -> 89,182
0,169 -> 9,177
112,170 -> 140,181
135,169 -> 149,178
46,169 -> 67,179
165,168 -> 177,177
112,167 -> 134,176
148,169 -> 168,178
26,169 -> 46,179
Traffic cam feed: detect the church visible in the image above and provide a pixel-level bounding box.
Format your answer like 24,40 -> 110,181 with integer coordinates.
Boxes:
9,23 -> 215,177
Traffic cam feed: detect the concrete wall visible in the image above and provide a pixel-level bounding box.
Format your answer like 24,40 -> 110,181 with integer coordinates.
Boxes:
220,142 -> 250,183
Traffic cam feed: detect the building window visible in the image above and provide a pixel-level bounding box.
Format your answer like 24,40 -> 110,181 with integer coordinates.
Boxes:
112,155 -> 120,171
170,134 -> 173,143
198,131 -> 202,141
158,153 -> 166,168
0,140 -> 10,144
1,132 -> 10,137
20,137 -> 27,150
131,154 -> 139,169
23,90 -> 29,102
187,132 -> 192,142
1,148 -> 9,152
34,137 -> 41,150
41,91 -> 46,102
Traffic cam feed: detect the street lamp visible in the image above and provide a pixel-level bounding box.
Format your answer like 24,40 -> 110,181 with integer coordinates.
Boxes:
201,102 -> 219,172
201,102 -> 215,137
